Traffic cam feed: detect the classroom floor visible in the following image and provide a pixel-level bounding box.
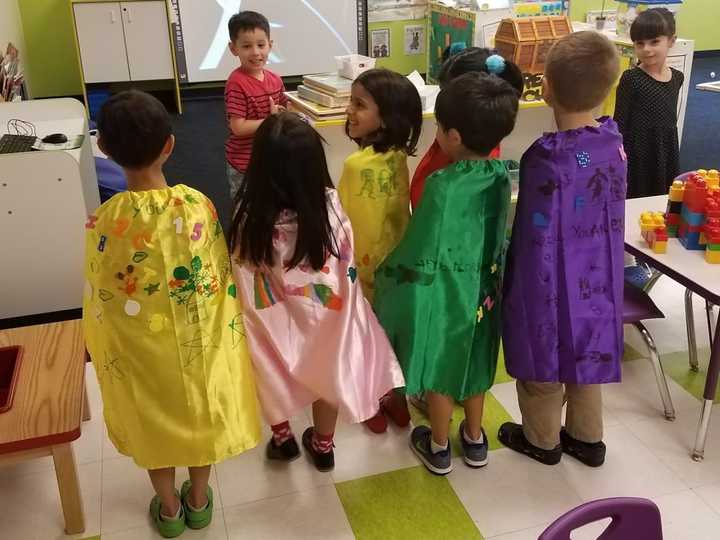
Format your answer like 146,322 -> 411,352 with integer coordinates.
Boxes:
1,277 -> 719,539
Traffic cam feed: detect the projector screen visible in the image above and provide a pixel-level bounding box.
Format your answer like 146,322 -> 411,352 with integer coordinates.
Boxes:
171,0 -> 365,83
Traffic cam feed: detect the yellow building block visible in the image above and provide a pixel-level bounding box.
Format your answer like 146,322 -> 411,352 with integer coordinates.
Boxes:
706,249 -> 720,264
707,169 -> 719,190
669,180 -> 685,202
653,240 -> 667,254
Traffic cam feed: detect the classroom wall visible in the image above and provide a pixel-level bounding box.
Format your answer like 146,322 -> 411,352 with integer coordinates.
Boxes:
16,0 -> 82,98
570,0 -> 720,52
12,0 -> 720,99
368,19 -> 426,75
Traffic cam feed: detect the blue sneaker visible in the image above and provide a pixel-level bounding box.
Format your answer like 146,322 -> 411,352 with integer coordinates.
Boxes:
459,421 -> 488,468
410,425 -> 452,475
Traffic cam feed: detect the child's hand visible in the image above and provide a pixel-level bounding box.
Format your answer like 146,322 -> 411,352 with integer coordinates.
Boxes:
269,97 -> 286,115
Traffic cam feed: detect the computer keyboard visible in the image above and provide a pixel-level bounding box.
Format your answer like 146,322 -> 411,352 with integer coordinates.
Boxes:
0,134 -> 37,154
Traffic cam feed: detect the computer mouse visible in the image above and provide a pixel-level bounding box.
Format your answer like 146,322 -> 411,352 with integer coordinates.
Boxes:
42,133 -> 68,144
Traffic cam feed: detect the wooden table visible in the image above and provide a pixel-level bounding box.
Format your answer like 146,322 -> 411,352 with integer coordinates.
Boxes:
625,195 -> 720,461
0,320 -> 86,534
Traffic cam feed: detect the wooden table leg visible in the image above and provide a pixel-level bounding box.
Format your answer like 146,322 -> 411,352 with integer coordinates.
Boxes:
82,382 -> 92,422
51,443 -> 85,534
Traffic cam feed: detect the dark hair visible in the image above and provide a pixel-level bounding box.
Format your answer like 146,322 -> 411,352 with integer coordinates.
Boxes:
544,31 -> 619,112
438,47 -> 524,95
229,11 -> 270,42
345,68 -> 422,155
230,112 -> 338,270
435,72 -> 519,156
97,90 -> 172,169
630,8 -> 676,42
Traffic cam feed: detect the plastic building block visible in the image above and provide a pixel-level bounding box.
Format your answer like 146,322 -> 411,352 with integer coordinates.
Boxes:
706,249 -> 720,264
668,180 -> 685,202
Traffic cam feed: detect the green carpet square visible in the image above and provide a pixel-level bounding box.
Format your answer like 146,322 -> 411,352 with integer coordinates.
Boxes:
336,466 -> 483,540
663,347 -> 719,402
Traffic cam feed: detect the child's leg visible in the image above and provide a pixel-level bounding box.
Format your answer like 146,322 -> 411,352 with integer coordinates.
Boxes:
562,384 -> 606,467
148,467 -> 180,517
517,381 -> 564,450
187,466 -> 211,509
302,400 -> 338,472
312,399 -> 338,438
498,381 -> 563,465
427,391 -> 454,446
565,384 -> 603,443
267,419 -> 301,461
461,393 -> 486,440
459,393 -> 489,468
409,392 -> 454,475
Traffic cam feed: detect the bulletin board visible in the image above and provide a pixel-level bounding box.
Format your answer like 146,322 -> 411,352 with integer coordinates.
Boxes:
427,2 -> 476,84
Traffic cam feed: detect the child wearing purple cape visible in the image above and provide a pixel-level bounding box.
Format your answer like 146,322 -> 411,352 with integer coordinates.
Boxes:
499,32 -> 625,468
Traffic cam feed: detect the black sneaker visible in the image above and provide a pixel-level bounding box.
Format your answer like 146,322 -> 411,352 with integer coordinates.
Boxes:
458,421 -> 488,468
266,436 -> 301,462
497,422 -> 562,466
301,427 -> 334,472
410,425 -> 453,475
560,428 -> 606,467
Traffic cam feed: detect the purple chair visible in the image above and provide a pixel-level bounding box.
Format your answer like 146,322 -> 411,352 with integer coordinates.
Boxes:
623,283 -> 676,421
539,497 -> 663,540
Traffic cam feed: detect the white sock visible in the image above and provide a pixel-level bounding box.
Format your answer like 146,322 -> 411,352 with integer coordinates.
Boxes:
430,438 -> 448,454
188,498 -> 208,512
160,503 -> 182,521
463,426 -> 484,445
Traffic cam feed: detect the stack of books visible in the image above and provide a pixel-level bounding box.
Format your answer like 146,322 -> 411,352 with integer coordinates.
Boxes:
285,73 -> 352,122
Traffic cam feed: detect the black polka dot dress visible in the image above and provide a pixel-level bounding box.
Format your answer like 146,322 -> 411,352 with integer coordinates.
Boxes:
614,67 -> 684,198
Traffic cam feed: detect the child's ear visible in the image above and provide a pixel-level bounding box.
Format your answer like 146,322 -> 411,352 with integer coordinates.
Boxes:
268,39 -> 274,51
448,128 -> 462,147
229,41 -> 238,57
541,77 -> 552,105
162,135 -> 175,157
669,35 -> 677,48
97,136 -> 109,157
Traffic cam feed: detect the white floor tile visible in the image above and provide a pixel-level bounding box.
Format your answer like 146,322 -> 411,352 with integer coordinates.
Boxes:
603,356 -> 701,426
644,278 -> 713,356
653,489 -> 720,540
694,481 -> 720,514
224,485 -> 353,539
448,449 -> 583,537
630,405 -> 720,488
101,456 -> 222,534
329,421 -> 418,483
215,414 -> 333,508
489,382 -> 521,423
103,510 -> 229,540
558,424 -> 687,501
0,460 -> 102,540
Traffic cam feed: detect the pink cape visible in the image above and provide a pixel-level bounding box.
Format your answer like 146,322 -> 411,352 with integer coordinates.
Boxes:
232,190 -> 405,425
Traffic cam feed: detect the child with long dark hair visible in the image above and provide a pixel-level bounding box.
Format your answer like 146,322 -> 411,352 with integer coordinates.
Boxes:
338,68 -> 422,433
230,112 -> 404,472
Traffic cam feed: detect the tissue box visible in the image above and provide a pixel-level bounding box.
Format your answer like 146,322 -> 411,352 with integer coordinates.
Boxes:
335,54 -> 376,80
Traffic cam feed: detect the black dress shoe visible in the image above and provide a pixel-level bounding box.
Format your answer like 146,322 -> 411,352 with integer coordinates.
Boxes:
302,427 -> 334,472
498,422 -> 562,465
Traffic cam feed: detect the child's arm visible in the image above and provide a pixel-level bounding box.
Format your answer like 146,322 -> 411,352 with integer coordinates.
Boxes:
613,71 -> 633,136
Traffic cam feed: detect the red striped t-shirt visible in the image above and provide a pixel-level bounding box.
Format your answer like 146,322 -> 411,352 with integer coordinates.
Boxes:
225,67 -> 288,173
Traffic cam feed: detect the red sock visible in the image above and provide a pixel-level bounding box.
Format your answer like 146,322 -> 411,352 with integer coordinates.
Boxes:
271,421 -> 294,445
311,429 -> 334,454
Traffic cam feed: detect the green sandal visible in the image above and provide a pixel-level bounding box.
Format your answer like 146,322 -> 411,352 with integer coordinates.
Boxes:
180,480 -> 213,530
149,491 -> 185,538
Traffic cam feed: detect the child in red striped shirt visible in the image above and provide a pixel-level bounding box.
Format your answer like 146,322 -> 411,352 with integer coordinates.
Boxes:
225,11 -> 287,201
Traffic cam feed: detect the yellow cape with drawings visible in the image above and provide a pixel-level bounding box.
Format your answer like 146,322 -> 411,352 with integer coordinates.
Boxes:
337,146 -> 410,302
82,184 -> 261,469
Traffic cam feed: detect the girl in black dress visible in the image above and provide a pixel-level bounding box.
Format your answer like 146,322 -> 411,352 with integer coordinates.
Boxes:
614,8 -> 683,198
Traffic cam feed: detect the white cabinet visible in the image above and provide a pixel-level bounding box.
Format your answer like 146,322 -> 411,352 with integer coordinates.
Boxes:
73,1 -> 174,84
73,3 -> 130,83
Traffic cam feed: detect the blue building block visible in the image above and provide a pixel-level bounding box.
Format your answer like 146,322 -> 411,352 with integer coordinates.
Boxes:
679,231 -> 705,251
681,205 -> 706,227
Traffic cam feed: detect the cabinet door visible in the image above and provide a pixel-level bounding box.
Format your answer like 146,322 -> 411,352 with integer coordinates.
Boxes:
73,3 -> 130,83
121,1 -> 174,81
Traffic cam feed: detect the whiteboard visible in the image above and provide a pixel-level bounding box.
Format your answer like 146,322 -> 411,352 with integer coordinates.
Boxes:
172,0 -> 362,83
